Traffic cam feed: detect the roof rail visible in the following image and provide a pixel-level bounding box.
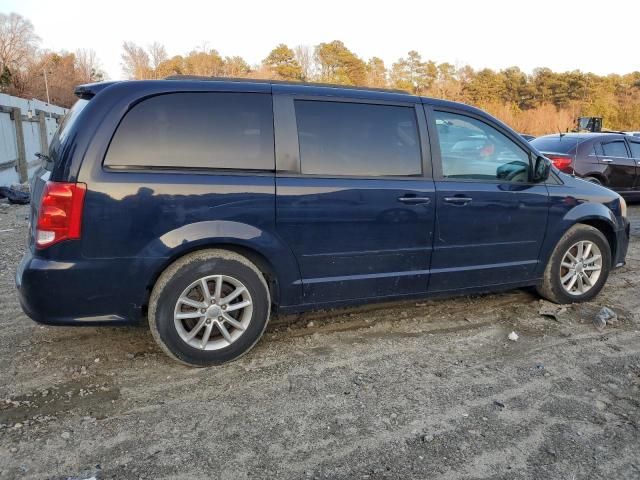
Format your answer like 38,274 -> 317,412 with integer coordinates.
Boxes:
164,75 -> 409,95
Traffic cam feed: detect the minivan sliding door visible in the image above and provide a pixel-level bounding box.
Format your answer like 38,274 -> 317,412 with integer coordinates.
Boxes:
273,93 -> 436,305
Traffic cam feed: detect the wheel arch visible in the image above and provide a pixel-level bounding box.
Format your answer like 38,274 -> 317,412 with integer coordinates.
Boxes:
537,202 -> 618,277
575,217 -> 617,262
151,242 -> 280,300
562,201 -> 618,262
138,221 -> 303,314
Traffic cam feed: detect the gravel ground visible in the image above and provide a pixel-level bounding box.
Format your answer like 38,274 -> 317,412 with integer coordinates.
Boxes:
0,201 -> 639,480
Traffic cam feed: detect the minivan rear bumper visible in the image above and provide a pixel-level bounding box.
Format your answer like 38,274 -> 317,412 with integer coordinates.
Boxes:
16,250 -> 143,325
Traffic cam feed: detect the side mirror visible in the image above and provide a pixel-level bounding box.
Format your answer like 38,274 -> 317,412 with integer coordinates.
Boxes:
533,155 -> 551,182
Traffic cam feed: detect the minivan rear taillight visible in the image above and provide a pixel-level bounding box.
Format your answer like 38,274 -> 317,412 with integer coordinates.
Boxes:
35,181 -> 86,249
546,154 -> 573,173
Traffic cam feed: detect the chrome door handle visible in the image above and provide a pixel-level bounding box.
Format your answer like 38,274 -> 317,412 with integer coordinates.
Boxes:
443,196 -> 472,205
601,158 -> 613,163
398,196 -> 431,205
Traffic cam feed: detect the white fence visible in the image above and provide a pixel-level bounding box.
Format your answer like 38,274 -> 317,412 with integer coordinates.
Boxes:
0,93 -> 67,187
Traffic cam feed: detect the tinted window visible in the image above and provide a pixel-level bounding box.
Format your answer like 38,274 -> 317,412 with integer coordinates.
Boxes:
56,100 -> 87,144
593,143 -> 603,156
294,100 -> 422,176
434,111 -> 530,182
530,136 -> 579,154
104,93 -> 274,170
601,141 -> 628,158
629,140 -> 640,158
46,99 -> 87,172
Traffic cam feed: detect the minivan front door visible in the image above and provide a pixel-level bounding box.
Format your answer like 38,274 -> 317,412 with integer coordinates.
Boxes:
274,95 -> 435,305
427,108 -> 549,292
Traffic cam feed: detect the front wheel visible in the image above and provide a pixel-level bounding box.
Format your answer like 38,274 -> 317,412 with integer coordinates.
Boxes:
149,249 -> 270,367
537,225 -> 611,304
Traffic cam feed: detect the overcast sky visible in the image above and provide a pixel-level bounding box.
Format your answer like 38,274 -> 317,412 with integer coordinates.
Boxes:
4,0 -> 639,80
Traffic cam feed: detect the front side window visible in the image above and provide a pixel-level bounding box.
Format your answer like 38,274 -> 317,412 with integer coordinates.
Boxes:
601,141 -> 628,158
294,100 -> 422,176
434,111 -> 531,182
104,92 -> 274,170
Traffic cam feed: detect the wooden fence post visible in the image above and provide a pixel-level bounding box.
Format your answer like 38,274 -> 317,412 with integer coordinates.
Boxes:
38,111 -> 49,155
11,107 -> 27,183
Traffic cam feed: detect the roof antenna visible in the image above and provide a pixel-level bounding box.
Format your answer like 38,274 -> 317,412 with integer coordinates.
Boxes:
558,125 -> 565,138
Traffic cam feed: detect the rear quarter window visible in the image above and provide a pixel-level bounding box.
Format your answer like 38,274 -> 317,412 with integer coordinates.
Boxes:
45,99 -> 87,172
104,92 -> 274,170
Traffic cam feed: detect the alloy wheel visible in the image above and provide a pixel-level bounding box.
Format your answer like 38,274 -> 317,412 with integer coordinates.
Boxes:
559,240 -> 603,296
173,275 -> 253,350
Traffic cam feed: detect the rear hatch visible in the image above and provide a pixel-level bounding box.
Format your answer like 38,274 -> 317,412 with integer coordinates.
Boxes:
29,98 -> 89,250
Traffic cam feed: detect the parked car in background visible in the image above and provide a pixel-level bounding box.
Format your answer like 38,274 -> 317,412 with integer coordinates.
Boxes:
17,79 -> 629,366
519,133 -> 536,142
624,131 -> 640,138
531,133 -> 640,199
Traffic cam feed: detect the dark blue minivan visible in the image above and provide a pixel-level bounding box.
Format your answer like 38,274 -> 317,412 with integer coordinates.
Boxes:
16,78 -> 630,366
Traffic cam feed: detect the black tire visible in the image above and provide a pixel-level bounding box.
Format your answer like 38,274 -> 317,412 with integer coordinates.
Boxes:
583,176 -> 603,186
537,224 -> 611,304
149,249 -> 270,367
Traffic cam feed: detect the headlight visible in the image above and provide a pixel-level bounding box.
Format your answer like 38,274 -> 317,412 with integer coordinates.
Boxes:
620,196 -> 627,218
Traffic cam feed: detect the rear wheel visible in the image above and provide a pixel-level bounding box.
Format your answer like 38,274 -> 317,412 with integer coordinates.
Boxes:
583,176 -> 603,186
537,225 -> 611,304
149,249 -> 270,366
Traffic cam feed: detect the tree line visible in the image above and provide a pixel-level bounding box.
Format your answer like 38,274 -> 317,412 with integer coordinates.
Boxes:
122,40 -> 640,134
2,12 -> 639,135
0,13 -> 104,107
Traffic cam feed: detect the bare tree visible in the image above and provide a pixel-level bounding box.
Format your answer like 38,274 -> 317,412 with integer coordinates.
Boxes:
0,13 -> 40,86
148,41 -> 167,79
294,45 -> 314,81
75,48 -> 103,83
121,41 -> 151,79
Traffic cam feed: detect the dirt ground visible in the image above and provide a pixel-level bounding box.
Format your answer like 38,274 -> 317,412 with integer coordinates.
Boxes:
0,202 -> 639,480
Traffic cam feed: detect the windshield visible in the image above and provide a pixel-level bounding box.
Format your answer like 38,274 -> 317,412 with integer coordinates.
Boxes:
45,99 -> 88,171
530,136 -> 580,154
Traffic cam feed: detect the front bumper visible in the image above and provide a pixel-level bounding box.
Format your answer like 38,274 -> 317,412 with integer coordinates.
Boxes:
613,218 -> 630,268
16,250 -> 145,326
